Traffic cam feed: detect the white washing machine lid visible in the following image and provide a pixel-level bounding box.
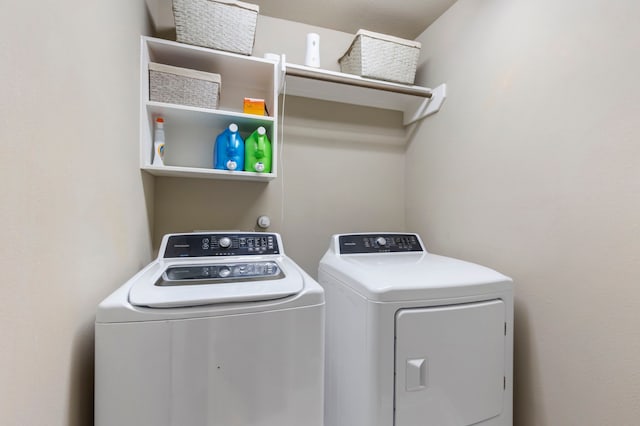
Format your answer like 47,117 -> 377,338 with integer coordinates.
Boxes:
129,256 -> 304,308
320,233 -> 512,302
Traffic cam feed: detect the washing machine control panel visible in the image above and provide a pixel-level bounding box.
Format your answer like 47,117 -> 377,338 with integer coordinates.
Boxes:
339,234 -> 424,254
163,233 -> 280,258
157,261 -> 284,286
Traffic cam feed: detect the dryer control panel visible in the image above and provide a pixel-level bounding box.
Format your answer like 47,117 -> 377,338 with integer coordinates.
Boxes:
163,233 -> 280,258
339,233 -> 424,254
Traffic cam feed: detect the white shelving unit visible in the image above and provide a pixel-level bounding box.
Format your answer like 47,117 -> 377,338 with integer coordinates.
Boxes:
139,37 -> 446,181
140,37 -> 279,181
282,63 -> 446,126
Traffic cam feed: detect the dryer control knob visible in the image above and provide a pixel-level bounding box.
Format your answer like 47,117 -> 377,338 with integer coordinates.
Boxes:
219,237 -> 232,248
375,237 -> 387,247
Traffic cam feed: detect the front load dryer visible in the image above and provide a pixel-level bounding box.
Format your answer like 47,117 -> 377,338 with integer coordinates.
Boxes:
318,233 -> 513,426
95,232 -> 324,426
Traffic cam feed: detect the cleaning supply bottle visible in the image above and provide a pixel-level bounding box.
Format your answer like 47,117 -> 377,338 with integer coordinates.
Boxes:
244,126 -> 272,173
214,123 -> 244,171
152,117 -> 165,166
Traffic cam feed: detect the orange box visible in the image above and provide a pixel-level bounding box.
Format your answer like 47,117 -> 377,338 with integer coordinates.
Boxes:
243,97 -> 266,116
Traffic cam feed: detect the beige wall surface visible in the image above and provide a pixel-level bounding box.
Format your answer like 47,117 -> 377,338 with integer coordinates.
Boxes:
408,0 -> 640,424
11,1 -> 638,425
153,16 -> 408,275
0,2 -> 152,425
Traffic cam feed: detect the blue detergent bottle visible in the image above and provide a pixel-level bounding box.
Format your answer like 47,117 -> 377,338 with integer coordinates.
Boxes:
214,123 -> 244,171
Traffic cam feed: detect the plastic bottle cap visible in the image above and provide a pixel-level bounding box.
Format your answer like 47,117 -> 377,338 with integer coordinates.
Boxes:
229,123 -> 238,132
257,126 -> 266,136
156,117 -> 164,123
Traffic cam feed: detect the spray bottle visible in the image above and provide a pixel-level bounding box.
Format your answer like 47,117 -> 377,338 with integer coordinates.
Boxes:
244,126 -> 272,173
152,117 -> 165,167
214,123 -> 244,171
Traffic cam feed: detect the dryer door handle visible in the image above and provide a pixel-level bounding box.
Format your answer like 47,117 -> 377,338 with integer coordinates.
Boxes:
406,358 -> 427,391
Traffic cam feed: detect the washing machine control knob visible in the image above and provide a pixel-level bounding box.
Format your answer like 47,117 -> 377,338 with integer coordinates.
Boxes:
218,266 -> 231,278
218,237 -> 232,248
375,237 -> 387,247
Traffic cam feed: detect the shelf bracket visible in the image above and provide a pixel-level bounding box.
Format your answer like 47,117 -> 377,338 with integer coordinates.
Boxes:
403,83 -> 447,126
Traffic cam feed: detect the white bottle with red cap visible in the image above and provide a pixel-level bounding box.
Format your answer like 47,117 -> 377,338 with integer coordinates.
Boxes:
152,117 -> 165,167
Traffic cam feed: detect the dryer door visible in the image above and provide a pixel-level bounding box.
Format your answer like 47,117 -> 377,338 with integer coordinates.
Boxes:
394,300 -> 506,426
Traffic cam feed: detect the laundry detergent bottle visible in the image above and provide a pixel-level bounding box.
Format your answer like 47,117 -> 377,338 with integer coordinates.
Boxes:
214,123 -> 244,171
244,126 -> 272,173
152,117 -> 165,166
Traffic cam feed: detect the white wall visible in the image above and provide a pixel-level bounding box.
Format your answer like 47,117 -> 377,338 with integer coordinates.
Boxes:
407,0 -> 640,424
153,16 -> 408,275
0,2 -> 152,425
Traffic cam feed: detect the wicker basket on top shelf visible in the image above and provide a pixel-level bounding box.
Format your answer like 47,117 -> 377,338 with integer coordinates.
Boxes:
173,0 -> 259,55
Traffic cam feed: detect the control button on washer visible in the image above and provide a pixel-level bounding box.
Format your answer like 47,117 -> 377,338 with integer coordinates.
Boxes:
218,266 -> 231,278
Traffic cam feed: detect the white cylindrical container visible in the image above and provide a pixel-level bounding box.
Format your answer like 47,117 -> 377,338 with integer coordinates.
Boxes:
305,33 -> 320,68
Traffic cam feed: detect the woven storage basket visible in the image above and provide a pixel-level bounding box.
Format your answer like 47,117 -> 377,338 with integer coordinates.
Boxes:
339,29 -> 421,84
173,0 -> 259,55
149,62 -> 221,109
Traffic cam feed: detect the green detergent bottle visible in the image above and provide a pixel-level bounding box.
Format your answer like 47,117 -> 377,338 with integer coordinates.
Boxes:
244,126 -> 272,173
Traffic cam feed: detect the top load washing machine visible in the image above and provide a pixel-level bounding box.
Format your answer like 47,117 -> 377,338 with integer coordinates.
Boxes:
318,233 -> 513,426
95,232 -> 324,426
